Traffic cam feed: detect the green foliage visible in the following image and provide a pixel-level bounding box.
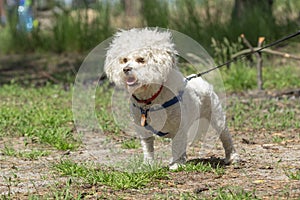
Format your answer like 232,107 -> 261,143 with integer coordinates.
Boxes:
227,97 -> 300,131
142,0 -> 299,55
211,187 -> 259,200
1,0 -> 299,54
263,65 -> 300,89
170,0 -> 203,42
0,84 -> 79,150
141,0 -> 169,27
121,138 -> 141,149
272,135 -> 285,143
153,187 -> 259,200
221,63 -> 300,92
2,146 -> 50,160
221,63 -> 257,92
95,82 -> 122,134
52,3 -> 112,53
154,191 -> 200,199
28,178 -> 83,200
53,160 -> 169,189
287,170 -> 300,180
51,179 -> 82,200
211,37 -> 243,65
0,2 -> 112,53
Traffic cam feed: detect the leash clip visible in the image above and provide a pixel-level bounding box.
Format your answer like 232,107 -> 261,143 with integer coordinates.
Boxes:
141,114 -> 146,126
140,109 -> 148,127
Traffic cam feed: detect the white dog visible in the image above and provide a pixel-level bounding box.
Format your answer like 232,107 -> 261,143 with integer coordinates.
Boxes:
104,28 -> 239,169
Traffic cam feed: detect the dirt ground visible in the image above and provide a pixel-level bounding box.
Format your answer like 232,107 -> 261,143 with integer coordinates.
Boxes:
1,95 -> 300,199
0,54 -> 300,199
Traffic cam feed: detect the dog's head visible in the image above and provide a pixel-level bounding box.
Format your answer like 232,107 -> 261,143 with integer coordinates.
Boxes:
104,28 -> 178,92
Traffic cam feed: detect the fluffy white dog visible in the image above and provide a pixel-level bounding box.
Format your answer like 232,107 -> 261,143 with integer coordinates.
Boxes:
104,28 -> 239,169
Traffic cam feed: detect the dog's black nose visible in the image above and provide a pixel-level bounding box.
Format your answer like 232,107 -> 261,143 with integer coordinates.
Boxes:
123,66 -> 132,73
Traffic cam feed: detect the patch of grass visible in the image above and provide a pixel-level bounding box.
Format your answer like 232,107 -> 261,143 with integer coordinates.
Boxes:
287,169 -> 300,180
121,138 -> 141,149
221,62 -> 300,92
153,187 -> 259,200
227,97 -> 300,131
95,82 -> 122,135
50,179 -> 82,200
221,63 -> 257,92
53,160 -> 169,189
272,135 -> 285,143
28,178 -> 84,200
210,187 -> 259,200
2,146 -> 50,160
2,171 -> 21,199
0,84 -> 80,150
175,162 -> 225,176
263,65 -> 300,89
153,191 -> 200,199
0,82 -> 125,150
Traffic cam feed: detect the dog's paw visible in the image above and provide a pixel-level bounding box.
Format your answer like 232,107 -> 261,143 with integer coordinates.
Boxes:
143,152 -> 154,165
169,162 -> 185,170
225,153 -> 240,165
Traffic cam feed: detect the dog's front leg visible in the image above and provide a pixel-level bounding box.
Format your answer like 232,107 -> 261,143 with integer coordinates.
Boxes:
169,132 -> 187,170
140,136 -> 155,164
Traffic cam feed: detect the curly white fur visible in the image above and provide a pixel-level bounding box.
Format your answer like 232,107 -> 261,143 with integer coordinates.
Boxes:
104,28 -> 239,169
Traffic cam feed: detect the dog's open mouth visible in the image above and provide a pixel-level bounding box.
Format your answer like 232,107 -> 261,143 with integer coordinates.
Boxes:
125,76 -> 138,86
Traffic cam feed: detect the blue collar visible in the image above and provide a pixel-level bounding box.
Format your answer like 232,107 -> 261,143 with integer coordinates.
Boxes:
132,90 -> 184,137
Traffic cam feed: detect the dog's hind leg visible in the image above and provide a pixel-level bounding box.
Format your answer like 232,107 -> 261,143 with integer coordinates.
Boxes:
219,127 -> 239,164
210,92 -> 239,164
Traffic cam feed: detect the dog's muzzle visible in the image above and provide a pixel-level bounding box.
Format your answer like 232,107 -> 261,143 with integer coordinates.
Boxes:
123,66 -> 137,86
123,66 -> 132,74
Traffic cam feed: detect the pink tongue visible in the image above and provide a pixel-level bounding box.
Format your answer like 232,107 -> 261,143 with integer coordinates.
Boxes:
126,77 -> 136,85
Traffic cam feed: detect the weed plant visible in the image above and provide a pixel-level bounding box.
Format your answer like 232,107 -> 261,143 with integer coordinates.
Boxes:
2,146 -> 50,160
121,138 -> 141,149
287,170 -> 300,180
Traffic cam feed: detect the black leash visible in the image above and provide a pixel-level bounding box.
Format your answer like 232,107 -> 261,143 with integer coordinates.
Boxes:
186,30 -> 300,81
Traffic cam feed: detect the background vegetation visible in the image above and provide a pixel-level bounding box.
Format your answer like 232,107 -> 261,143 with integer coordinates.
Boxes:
0,0 -> 299,90
0,0 -> 299,57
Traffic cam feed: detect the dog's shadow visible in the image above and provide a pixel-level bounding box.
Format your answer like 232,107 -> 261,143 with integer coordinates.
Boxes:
187,157 -> 226,168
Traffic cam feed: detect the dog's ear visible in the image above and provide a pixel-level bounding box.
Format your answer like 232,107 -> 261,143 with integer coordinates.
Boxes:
166,50 -> 178,67
103,61 -> 113,82
104,57 -> 120,85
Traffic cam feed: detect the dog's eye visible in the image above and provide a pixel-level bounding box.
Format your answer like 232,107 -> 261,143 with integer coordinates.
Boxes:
136,57 -> 145,64
120,58 -> 128,64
